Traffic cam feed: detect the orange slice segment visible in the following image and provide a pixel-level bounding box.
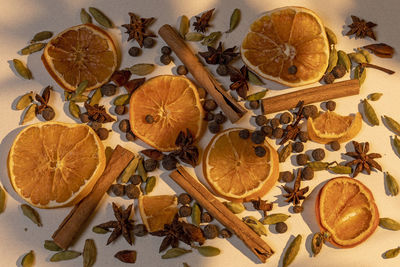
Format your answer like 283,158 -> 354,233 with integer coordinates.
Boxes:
203,128 -> 279,202
8,122 -> 106,208
138,195 -> 178,232
241,6 -> 329,87
315,177 -> 379,248
42,24 -> 118,91
129,75 -> 204,151
307,111 -> 362,144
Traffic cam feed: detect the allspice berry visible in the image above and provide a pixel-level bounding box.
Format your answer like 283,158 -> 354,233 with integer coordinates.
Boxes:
179,205 -> 192,217
178,193 -> 192,205
279,112 -> 292,124
275,222 -> 288,233
302,166 -> 314,180
332,64 -> 346,78
325,100 -> 336,111
330,141 -> 340,151
119,119 -> 130,133
201,212 -> 213,223
323,72 -> 335,84
292,142 -> 304,153
279,171 -> 294,183
203,224 -> 219,239
96,128 -> 109,140
296,154 -> 308,165
255,115 -> 267,126
249,100 -> 259,110
203,99 -> 218,111
312,148 -> 325,161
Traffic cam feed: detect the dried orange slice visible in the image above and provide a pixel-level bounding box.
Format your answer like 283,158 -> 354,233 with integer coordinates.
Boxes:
8,122 -> 105,208
42,24 -> 118,91
138,195 -> 178,232
307,111 -> 362,144
129,75 -> 204,151
315,177 -> 379,248
203,128 -> 279,202
241,6 -> 329,87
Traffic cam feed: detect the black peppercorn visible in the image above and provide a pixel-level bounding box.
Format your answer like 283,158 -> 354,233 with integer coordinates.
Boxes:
177,65 -> 188,75
249,100 -> 259,110
214,112 -> 227,124
275,222 -> 288,233
331,64 -> 346,78
161,46 -> 172,55
219,228 -> 232,238
110,184 -> 125,196
203,112 -> 214,121
144,159 -> 158,172
160,54 -> 172,65
203,99 -> 218,111
279,171 -> 294,183
115,105 -> 128,115
254,146 -> 266,157
255,115 -> 268,126
261,125 -> 273,138
302,166 -> 314,180
128,46 -> 141,57
201,212 -> 213,223
80,112 -> 90,123
42,106 -> 55,121
239,129 -> 250,139
162,154 -> 178,170
179,205 -> 192,217
292,142 -> 304,153
323,72 -> 335,84
216,64 -> 229,76
251,130 -> 265,144
143,37 -> 155,48
126,131 -> 136,141
119,119 -> 130,133
312,148 -> 325,161
329,141 -> 340,151
298,131 -> 308,142
129,175 -> 142,185
133,224 -> 148,237
293,205 -> 304,213
325,100 -> 336,111
208,121 -> 220,134
296,153 -> 308,165
96,128 -> 109,140
279,112 -> 292,124
178,193 -> 192,205
270,118 -> 280,129
126,184 -> 140,199
145,114 -> 154,124
272,127 -> 284,139
101,83 -> 117,96
203,224 -> 219,239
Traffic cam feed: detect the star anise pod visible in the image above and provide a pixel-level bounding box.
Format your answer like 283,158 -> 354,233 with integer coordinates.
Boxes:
121,12 -> 156,47
172,129 -> 199,167
95,203 -> 134,245
345,141 -> 382,177
193,8 -> 215,33
84,102 -> 115,123
199,42 -> 239,65
282,169 -> 309,205
279,100 -> 305,145
229,65 -> 249,99
35,86 -> 52,114
346,15 -> 377,40
251,198 -> 273,217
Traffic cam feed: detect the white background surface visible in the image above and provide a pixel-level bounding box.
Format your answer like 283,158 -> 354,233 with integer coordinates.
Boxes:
1,0 -> 400,266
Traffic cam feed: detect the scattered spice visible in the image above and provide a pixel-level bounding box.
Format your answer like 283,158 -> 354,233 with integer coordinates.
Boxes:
360,62 -> 395,75
201,212 -> 213,223
185,32 -> 204,42
368,93 -> 383,101
363,43 -> 395,58
21,104 -> 37,125
143,37 -> 155,48
330,141 -> 340,151
128,46 -> 141,57
301,166 -> 314,180
379,217 -> 400,231
385,172 -> 399,196
242,216 -> 267,236
346,15 -> 377,40
114,250 -> 137,264
162,248 -> 192,259
238,129 -> 250,139
160,54 -> 172,65
145,176 -> 156,194
219,228 -> 232,238
324,27 -> 337,45
275,222 -> 288,233
203,99 -> 218,111
13,59 -> 32,80
280,101 -> 305,145
89,7 -> 113,28
254,146 -> 266,157
21,43 -> 46,55
133,224 -> 148,237
229,65 -> 249,99
178,193 -> 192,205
179,205 -> 192,217
162,154 -> 178,170
191,203 -> 201,226
362,99 -> 379,126
179,15 -> 189,38
282,234 -> 302,267
193,9 -> 215,33
50,251 -> 82,262
126,184 -> 140,199
111,70 -> 132,87
312,148 -> 325,161
223,201 -> 245,214
247,89 -> 268,102
196,246 -> 221,257
92,226 -> 109,234
383,116 -> 400,135
282,169 -> 309,206
345,141 -> 382,177
226,8 -> 241,33
261,213 -> 290,225
311,232 -> 324,257
296,154 -> 308,166
122,12 -> 155,47
83,239 -> 96,267
35,85 -> 53,116
21,204 -> 42,227
199,42 -> 239,65
21,250 -> 34,267
278,142 -> 292,163
279,171 -> 294,183
201,31 -> 222,47
30,30 -> 53,43
251,198 -> 273,217
173,129 -> 200,167
80,8 -> 92,24
394,136 -> 400,157
203,224 -> 219,239
0,186 -> 6,213
129,63 -> 155,75
384,247 -> 400,259
110,184 -> 125,197
292,142 -> 304,153
84,102 -> 115,123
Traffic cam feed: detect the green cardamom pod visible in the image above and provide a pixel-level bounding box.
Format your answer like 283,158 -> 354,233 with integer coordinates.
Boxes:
92,226 -> 109,234
119,157 -> 139,183
383,116 -> 400,135
337,50 -> 351,72
145,176 -> 156,194
384,247 -> 400,259
89,88 -> 102,106
13,59 -> 32,79
179,15 -> 189,38
137,157 -> 148,182
114,94 -> 130,106
69,101 -> 81,119
191,203 -> 201,226
162,248 -> 192,259
21,250 -> 35,267
247,70 -> 265,86
196,246 -> 221,257
311,233 -> 324,257
223,201 -> 245,214
348,52 -> 367,64
129,64 -> 155,76
83,239 -> 96,267
185,32 -> 204,42
393,136 -> 400,157
88,7 -> 113,28
246,89 -> 268,101
80,8 -> 92,24
362,99 -> 379,126
0,186 -> 5,213
44,240 -> 62,251
31,31 -> 53,43
201,31 -> 222,47
21,204 -> 42,226
325,27 -> 337,45
307,161 -> 329,171
385,172 -> 399,196
283,234 -> 302,267
354,65 -> 366,85
21,43 -> 46,55
368,93 -> 383,101
279,142 -> 292,163
328,165 -> 352,174
261,213 -> 290,225
50,250 -> 82,262
72,80 -> 89,98
16,92 -> 33,110
21,104 -> 37,125
326,46 -> 338,73
226,8 -> 241,33
379,217 -> 400,231
71,94 -> 88,103
243,216 -> 267,236
358,49 -> 372,63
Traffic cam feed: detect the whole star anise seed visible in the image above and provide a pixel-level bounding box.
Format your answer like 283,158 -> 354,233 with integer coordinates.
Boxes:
173,129 -> 199,167
229,65 -> 249,99
282,169 -> 309,205
345,141 -> 382,177
199,42 -> 239,65
346,15 -> 377,40
122,12 -> 156,47
193,8 -> 215,33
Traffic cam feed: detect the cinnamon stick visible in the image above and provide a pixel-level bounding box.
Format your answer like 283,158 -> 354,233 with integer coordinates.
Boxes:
169,166 -> 274,263
52,145 -> 134,249
262,79 -> 360,114
158,24 -> 247,123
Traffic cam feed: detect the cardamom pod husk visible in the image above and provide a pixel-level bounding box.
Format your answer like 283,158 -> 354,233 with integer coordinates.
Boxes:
307,161 -> 330,171
0,186 -> 6,213
226,8 -> 241,33
325,27 -> 337,45
185,32 -> 204,42
358,49 -> 372,63
223,202 -> 245,214
379,217 -> 400,231
393,136 -> 400,157
80,8 -> 92,24
31,31 -> 53,43
89,88 -> 102,106
83,239 -> 96,267
92,226 -> 109,234
368,93 -> 383,101
129,64 -> 155,76
69,101 -> 81,119
137,157 -> 148,182
383,116 -> 400,135
279,142 -> 292,163
261,213 -> 290,225
247,70 -> 265,86
326,46 -> 338,73
354,65 -> 366,85
44,240 -> 62,251
50,250 -> 82,262
246,89 -> 268,101
88,7 -> 113,28
21,104 -> 37,125
179,15 -> 189,38
196,246 -> 221,257
21,250 -> 35,267
161,248 -> 192,259
328,165 -> 352,174
145,176 -> 156,194
362,99 -> 379,126
16,92 -> 33,110
13,59 -> 32,79
201,31 -> 221,47
114,94 -> 130,106
384,247 -> 400,258
282,234 -> 302,267
348,52 -> 367,64
71,80 -> 89,99
385,172 -> 399,196
337,50 -> 351,72
119,157 -> 139,183
21,204 -> 42,226
243,216 -> 267,236
21,43 -> 46,55
191,203 -> 201,226
311,232 -> 324,257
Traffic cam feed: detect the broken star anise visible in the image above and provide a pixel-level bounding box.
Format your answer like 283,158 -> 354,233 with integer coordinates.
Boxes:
345,141 -> 382,177
122,12 -> 156,47
193,8 -> 215,33
346,15 -> 377,40
84,102 -> 115,123
279,100 -> 305,145
282,169 -> 309,205
251,198 -> 273,217
229,65 -> 249,99
172,129 -> 199,167
95,203 -> 134,245
35,85 -> 52,114
198,42 -> 239,65
151,214 -> 205,252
